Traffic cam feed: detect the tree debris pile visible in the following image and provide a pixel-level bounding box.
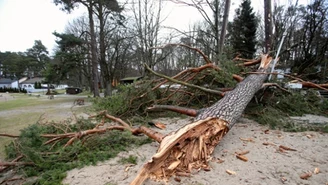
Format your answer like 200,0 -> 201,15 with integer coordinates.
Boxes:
1,118 -> 151,185
93,59 -> 242,117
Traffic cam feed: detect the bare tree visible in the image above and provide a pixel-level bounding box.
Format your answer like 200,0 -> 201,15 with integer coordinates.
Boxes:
129,0 -> 164,75
219,0 -> 231,55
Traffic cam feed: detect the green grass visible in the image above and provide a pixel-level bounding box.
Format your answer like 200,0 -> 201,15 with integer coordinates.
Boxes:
119,155 -> 138,165
0,93 -> 91,160
0,93 -> 83,111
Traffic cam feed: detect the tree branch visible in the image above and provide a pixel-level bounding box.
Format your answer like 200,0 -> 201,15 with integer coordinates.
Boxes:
144,63 -> 225,96
147,105 -> 199,117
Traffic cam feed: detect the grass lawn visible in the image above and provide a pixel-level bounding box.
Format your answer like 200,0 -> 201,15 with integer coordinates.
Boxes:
0,93 -> 92,160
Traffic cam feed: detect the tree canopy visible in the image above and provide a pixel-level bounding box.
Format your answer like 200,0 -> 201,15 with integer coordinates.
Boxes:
228,0 -> 258,58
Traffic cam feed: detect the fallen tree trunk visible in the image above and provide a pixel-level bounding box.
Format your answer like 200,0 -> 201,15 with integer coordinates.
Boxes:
130,54 -> 273,184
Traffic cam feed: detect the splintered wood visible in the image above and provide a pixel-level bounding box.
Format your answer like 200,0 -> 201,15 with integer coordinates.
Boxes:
130,118 -> 229,185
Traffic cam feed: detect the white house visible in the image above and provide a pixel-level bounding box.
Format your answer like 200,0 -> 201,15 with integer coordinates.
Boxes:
0,78 -> 19,88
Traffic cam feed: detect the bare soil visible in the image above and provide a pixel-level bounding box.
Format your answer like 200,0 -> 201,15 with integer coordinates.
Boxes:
63,117 -> 328,185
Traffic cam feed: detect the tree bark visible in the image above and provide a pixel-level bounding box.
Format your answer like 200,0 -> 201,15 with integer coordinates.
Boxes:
88,5 -> 100,97
264,0 -> 273,53
130,54 -> 273,185
219,0 -> 231,55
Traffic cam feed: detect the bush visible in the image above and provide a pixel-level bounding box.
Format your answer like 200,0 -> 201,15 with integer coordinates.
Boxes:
246,89 -> 328,131
0,86 -> 26,93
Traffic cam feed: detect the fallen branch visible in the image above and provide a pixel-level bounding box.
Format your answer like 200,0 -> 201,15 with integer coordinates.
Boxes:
42,111 -> 165,146
0,161 -> 34,167
0,155 -> 23,173
146,105 -> 199,117
0,133 -> 19,138
144,63 -> 225,96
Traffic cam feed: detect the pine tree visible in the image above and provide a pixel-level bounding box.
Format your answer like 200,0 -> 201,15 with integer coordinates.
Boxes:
229,0 -> 258,58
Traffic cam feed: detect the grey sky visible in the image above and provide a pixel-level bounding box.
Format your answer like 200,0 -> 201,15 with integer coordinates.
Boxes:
0,0 -> 308,55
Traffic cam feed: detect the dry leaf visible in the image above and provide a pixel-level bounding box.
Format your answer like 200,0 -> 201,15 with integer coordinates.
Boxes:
217,158 -> 225,163
300,172 -> 312,180
236,150 -> 250,155
314,167 -> 320,174
279,145 -> 297,151
236,155 -> 248,162
226,169 -> 236,175
264,129 -> 270,134
176,172 -> 190,177
154,122 -> 166,129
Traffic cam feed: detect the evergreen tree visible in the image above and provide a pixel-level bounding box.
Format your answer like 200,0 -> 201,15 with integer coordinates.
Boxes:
229,0 -> 258,58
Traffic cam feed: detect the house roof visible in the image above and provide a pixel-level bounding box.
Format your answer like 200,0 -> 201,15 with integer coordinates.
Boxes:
21,77 -> 45,84
0,78 -> 17,84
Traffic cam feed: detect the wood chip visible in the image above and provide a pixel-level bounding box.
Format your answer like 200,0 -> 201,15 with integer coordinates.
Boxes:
217,159 -> 225,163
263,142 -> 276,146
236,150 -> 250,155
236,155 -> 248,162
154,122 -> 166,129
226,169 -> 236,175
176,172 -> 190,177
203,166 -> 211,171
300,172 -> 312,180
239,137 -> 254,142
174,177 -> 181,182
124,164 -> 135,172
281,177 -> 287,182
314,167 -> 320,174
279,145 -> 297,151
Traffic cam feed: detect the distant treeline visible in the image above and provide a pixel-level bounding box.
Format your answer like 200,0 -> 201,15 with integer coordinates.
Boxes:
0,87 -> 27,93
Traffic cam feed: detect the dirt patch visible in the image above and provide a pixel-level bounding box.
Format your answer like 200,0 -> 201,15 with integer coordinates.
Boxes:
63,117 -> 328,185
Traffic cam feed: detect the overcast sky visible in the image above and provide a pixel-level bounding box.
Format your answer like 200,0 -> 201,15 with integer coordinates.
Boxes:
0,0 -> 307,55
